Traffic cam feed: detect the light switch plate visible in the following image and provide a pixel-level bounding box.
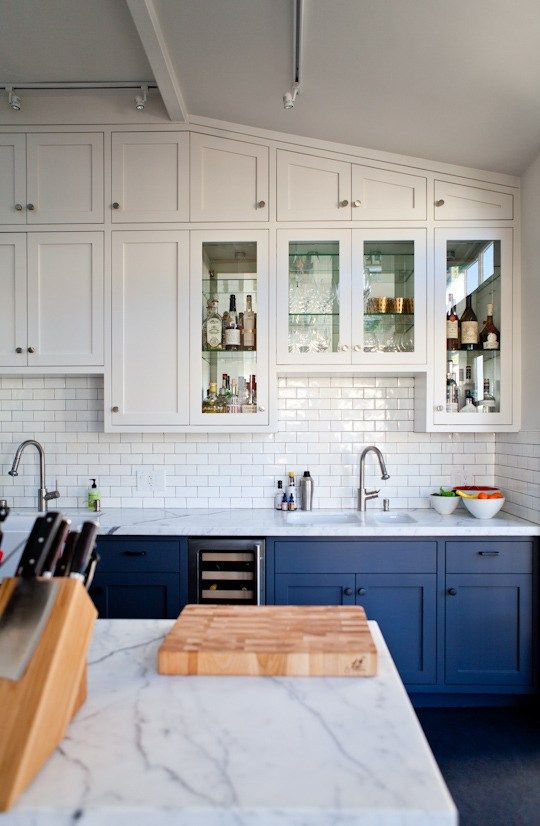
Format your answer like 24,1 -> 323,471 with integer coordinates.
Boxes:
136,468 -> 167,495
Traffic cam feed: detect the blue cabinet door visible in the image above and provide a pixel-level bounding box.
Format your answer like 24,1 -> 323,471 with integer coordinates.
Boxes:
355,573 -> 437,685
89,571 -> 181,619
274,573 -> 356,605
445,573 -> 533,686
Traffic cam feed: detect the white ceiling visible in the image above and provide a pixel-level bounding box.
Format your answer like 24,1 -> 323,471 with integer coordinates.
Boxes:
2,0 -> 540,174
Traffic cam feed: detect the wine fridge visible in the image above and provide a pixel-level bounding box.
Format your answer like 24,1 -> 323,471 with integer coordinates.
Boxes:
188,539 -> 265,605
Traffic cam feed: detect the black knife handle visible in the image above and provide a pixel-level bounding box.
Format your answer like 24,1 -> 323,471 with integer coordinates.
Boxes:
17,512 -> 62,578
70,521 -> 99,579
0,502 -> 9,522
41,519 -> 71,576
55,531 -> 79,577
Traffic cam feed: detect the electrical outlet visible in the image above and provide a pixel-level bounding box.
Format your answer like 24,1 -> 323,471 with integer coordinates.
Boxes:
136,468 -> 167,495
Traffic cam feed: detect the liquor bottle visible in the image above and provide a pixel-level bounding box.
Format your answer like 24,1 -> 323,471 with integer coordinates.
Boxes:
459,391 -> 476,413
216,374 -> 230,412
202,382 -> 218,413
461,364 -> 476,406
480,303 -> 500,350
459,295 -> 479,351
446,293 -> 459,351
446,361 -> 458,413
241,374 -> 257,413
477,378 -> 497,413
227,379 -> 241,413
243,295 -> 256,351
203,299 -> 223,350
224,295 -> 241,350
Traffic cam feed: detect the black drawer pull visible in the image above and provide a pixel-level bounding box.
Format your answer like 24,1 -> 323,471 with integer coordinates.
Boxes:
343,587 -> 353,596
478,551 -> 500,557
122,550 -> 147,557
357,587 -> 366,596
448,588 -> 457,596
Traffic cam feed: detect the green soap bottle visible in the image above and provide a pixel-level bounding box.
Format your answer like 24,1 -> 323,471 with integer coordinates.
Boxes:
88,478 -> 100,511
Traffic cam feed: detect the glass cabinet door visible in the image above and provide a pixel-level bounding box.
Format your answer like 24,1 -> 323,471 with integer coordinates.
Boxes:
434,228 -> 513,425
277,230 -> 351,364
352,229 -> 426,364
190,231 -> 268,425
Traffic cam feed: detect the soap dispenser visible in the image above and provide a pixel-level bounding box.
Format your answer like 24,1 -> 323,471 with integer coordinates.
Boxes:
87,478 -> 100,512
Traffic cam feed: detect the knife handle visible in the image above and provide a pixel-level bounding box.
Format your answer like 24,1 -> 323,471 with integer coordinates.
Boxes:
55,531 -> 79,577
41,519 -> 71,577
70,521 -> 99,580
17,512 -> 62,578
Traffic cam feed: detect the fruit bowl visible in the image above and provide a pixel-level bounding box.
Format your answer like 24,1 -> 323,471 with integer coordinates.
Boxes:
431,494 -> 460,515
458,494 -> 505,519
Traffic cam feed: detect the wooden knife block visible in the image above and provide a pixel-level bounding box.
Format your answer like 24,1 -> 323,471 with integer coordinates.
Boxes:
0,577 -> 97,811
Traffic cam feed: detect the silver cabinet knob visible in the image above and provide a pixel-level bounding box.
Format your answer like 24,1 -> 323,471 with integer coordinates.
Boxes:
341,344 -> 349,352
27,203 -> 35,211
354,344 -> 361,351
339,199 -> 349,207
27,346 -> 36,354
15,347 -> 23,354
353,199 -> 361,207
112,202 -> 120,210
15,203 -> 23,211
111,405 -> 119,413
258,405 -> 265,412
435,199 -> 445,207
435,404 -> 444,412
257,200 -> 266,208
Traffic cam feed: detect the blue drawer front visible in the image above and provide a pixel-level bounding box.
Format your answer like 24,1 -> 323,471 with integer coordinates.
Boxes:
96,538 -> 182,572
446,541 -> 532,574
274,540 -> 437,574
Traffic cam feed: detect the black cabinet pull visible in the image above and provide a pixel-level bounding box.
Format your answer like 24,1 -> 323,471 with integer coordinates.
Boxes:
478,551 -> 499,557
357,587 -> 366,596
448,588 -> 457,596
122,550 -> 147,557
343,587 -> 353,596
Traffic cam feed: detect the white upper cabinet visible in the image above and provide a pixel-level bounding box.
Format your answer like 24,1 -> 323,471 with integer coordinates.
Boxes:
26,133 -> 103,223
111,132 -> 189,222
26,233 -> 104,366
0,136 -> 26,224
0,234 -> 27,366
190,133 -> 268,221
351,165 -> 427,220
434,180 -> 514,220
110,231 -> 190,427
277,151 -> 351,221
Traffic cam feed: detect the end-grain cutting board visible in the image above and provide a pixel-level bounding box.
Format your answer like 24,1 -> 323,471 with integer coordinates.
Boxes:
157,605 -> 377,677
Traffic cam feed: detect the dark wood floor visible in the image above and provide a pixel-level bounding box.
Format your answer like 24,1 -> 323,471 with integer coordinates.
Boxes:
417,706 -> 540,826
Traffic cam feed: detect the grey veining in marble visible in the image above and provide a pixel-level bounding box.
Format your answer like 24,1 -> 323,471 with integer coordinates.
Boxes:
3,620 -> 456,825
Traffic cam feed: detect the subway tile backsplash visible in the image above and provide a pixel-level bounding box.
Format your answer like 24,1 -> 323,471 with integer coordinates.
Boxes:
0,375 -> 497,510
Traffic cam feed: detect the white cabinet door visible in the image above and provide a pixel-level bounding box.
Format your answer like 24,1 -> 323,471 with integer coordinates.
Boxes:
434,180 -> 513,220
277,151 -> 351,221
351,165 -> 426,220
0,234 -> 27,366
26,133 -> 103,223
27,232 -> 104,366
190,133 -> 268,221
0,135 -> 26,224
111,132 -> 189,222
111,231 -> 189,426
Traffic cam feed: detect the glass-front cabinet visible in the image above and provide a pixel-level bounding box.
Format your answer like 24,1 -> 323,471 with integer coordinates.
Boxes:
434,227 -> 513,427
277,229 -> 426,365
190,231 -> 269,425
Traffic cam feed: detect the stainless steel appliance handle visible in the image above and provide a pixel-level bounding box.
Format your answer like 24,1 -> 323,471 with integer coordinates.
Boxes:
255,543 -> 262,605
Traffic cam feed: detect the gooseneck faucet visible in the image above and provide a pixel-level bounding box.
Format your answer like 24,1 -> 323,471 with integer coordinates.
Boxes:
358,446 -> 390,511
8,439 -> 60,512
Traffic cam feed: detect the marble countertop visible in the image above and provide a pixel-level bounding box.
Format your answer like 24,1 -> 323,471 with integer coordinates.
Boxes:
3,619 -> 457,825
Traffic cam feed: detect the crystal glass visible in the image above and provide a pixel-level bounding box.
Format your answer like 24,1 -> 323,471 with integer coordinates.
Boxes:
363,241 -> 415,353
288,241 -> 340,354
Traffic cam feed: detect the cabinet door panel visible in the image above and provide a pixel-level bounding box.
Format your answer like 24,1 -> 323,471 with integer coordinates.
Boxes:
111,231 -> 189,426
89,572 -> 181,619
0,234 -> 27,366
274,573 -> 356,605
351,165 -> 426,220
356,574 -> 436,684
277,150 -> 351,220
26,133 -> 103,223
0,135 -> 26,224
445,574 -> 532,686
27,232 -> 103,366
190,133 -> 268,221
111,132 -> 189,222
434,180 -> 513,220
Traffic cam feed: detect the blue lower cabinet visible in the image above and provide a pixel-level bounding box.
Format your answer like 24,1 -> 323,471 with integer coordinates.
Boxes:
89,572 -> 181,619
445,573 -> 533,687
274,573 -> 356,605
356,574 -> 437,685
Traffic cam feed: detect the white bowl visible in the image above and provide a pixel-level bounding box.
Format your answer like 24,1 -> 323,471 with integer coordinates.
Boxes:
431,495 -> 460,516
460,496 -> 505,519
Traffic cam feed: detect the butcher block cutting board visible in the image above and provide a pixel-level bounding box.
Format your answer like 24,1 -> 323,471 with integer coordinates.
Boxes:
157,605 -> 377,677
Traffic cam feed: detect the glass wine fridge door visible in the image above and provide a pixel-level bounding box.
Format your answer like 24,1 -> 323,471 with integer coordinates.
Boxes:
434,228 -> 513,426
351,229 -> 427,364
277,230 -> 352,364
190,231 -> 269,425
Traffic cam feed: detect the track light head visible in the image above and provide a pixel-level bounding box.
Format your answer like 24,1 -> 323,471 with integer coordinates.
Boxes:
6,85 -> 21,111
134,83 -> 148,111
283,82 -> 300,111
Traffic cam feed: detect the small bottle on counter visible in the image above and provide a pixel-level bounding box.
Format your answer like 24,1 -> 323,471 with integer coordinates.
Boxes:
280,492 -> 288,511
288,493 -> 297,511
300,471 -> 314,511
274,480 -> 284,510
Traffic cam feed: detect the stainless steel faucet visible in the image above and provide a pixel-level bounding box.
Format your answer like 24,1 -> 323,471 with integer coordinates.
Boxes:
358,446 -> 390,511
8,439 -> 60,512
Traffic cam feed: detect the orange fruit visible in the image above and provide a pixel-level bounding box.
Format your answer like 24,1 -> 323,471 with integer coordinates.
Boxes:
488,491 -> 503,499
477,492 -> 488,499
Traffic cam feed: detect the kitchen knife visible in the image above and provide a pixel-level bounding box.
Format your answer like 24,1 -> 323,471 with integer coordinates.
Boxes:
16,512 -> 62,578
54,531 -> 79,577
83,549 -> 101,591
41,519 -> 71,578
69,522 -> 99,581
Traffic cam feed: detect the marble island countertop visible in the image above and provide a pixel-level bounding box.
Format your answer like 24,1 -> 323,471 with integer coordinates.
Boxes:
3,619 -> 457,825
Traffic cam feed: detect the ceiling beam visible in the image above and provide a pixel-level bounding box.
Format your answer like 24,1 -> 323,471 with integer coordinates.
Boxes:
126,0 -> 188,122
